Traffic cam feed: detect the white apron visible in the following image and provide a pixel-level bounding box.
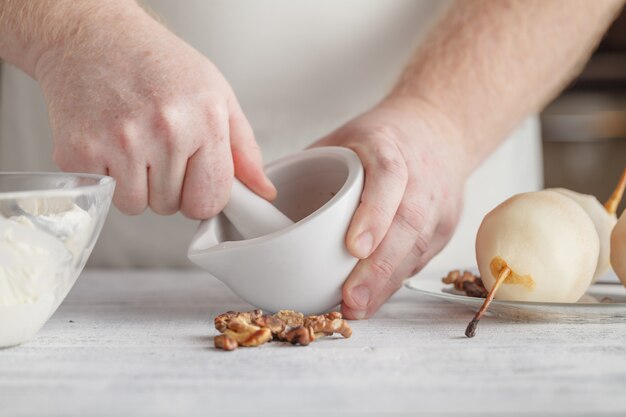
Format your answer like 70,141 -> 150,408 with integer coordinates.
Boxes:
0,0 -> 542,270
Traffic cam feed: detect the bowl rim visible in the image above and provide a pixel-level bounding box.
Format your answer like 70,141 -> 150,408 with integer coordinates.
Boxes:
0,172 -> 115,199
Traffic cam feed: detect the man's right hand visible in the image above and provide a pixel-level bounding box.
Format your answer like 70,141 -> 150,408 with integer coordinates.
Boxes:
31,1 -> 275,218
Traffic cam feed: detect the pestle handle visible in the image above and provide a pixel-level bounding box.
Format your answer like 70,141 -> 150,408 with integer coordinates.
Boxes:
223,179 -> 294,240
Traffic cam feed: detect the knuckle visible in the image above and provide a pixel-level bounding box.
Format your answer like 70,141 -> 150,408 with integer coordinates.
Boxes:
79,142 -> 99,164
396,200 -> 426,236
437,217 -> 457,241
76,142 -> 101,168
159,132 -> 183,156
124,205 -> 147,216
206,102 -> 229,122
382,273 -> 405,296
155,105 -> 204,155
371,139 -> 407,182
117,125 -> 139,157
368,203 -> 394,222
411,230 -> 431,259
151,200 -> 179,216
182,184 -> 230,220
396,201 -> 433,259
181,200 -> 221,219
203,103 -> 229,141
369,256 -> 396,280
369,124 -> 398,142
154,110 -> 181,152
114,193 -> 147,216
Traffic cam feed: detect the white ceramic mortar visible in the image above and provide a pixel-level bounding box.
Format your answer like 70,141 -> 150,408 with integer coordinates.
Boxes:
188,146 -> 364,314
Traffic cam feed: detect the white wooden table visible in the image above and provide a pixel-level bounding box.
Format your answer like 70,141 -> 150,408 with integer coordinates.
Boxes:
2,269 -> 626,416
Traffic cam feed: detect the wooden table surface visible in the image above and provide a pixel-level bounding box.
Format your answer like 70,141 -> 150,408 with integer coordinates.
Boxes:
2,269 -> 626,416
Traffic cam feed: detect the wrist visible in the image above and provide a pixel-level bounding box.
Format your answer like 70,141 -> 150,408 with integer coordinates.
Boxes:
32,0 -> 146,81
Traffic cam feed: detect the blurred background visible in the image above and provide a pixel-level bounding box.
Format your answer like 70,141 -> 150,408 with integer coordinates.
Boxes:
541,10 -> 626,215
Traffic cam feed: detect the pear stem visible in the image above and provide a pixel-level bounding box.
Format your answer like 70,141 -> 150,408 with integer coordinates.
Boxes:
604,167 -> 626,215
465,266 -> 511,338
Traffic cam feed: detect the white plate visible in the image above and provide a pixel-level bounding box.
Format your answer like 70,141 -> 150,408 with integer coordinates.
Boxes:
405,269 -> 626,323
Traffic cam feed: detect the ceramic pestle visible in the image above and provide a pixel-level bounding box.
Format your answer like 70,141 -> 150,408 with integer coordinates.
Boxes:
222,179 -> 294,240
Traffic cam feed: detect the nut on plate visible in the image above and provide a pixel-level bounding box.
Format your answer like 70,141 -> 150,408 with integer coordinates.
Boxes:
442,270 -> 488,298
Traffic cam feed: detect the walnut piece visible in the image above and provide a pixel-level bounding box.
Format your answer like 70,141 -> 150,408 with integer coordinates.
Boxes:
214,309 -> 263,332
251,314 -> 285,335
280,326 -> 316,346
214,334 -> 238,351
213,309 -> 352,350
442,270 -> 488,298
442,270 -> 461,285
304,311 -> 352,339
213,310 -> 272,349
274,310 -> 304,327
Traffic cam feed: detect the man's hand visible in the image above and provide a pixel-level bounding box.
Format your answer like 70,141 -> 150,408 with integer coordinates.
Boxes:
312,97 -> 467,319
7,1 -> 275,218
313,0 -> 623,318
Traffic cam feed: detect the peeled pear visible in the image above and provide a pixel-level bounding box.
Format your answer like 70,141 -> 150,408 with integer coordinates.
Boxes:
466,190 -> 600,337
551,167 -> 625,283
552,188 -> 616,282
475,190 -> 600,303
611,211 -> 626,286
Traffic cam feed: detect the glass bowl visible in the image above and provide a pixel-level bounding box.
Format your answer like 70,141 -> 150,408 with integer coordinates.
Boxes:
0,172 -> 115,347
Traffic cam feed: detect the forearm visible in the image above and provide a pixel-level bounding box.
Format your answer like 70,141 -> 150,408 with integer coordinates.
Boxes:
0,0 -> 145,78
391,0 -> 624,172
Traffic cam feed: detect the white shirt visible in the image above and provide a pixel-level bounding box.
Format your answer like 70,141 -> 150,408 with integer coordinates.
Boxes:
0,0 -> 542,270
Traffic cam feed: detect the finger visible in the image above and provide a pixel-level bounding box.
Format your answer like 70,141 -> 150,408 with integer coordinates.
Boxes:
341,192 -> 438,319
229,101 -> 277,201
360,193 -> 463,315
395,202 -> 462,280
180,125 -> 233,220
108,158 -> 149,215
355,222 -> 453,318
147,150 -> 187,215
344,140 -> 409,259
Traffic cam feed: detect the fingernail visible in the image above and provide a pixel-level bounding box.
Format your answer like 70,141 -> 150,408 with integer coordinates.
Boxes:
351,309 -> 367,320
350,285 -> 371,308
353,231 -> 374,258
263,177 -> 278,199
